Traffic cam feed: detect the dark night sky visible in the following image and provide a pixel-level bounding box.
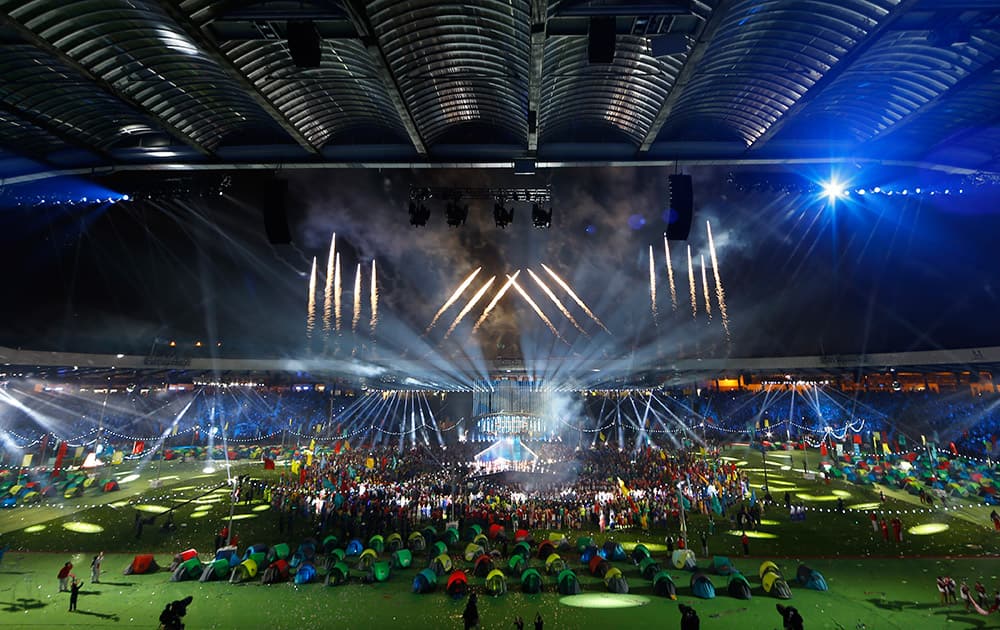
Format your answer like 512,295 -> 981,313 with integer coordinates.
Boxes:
1,166 -> 999,361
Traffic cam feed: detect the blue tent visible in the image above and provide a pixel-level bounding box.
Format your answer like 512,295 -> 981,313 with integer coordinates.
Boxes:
412,568 -> 438,594
690,572 -> 716,599
346,539 -> 364,556
580,545 -> 600,563
294,562 -> 317,584
214,547 -> 239,566
796,565 -> 828,591
602,541 -> 627,562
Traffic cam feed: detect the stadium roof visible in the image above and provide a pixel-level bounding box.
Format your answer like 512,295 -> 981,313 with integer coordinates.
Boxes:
3,0 -> 1000,184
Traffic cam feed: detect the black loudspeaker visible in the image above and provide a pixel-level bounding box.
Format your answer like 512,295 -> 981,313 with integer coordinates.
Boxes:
588,17 -> 616,64
260,179 -> 292,244
666,174 -> 693,241
287,21 -> 322,68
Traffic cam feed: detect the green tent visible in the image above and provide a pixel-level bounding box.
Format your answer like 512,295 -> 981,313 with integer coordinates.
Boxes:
639,557 -> 662,580
464,543 -> 485,562
372,561 -> 391,582
630,543 -> 651,564
472,533 -> 490,549
270,543 -> 290,561
444,527 -> 460,545
392,549 -> 412,569
507,555 -> 526,575
322,535 -> 339,552
466,524 -> 483,541
557,569 -> 581,595
386,533 -> 403,551
521,568 -> 542,594
432,553 -> 453,576
513,541 -> 531,558
576,536 -> 593,553
329,548 -> 345,562
486,569 -> 507,596
326,561 -> 349,586
369,535 -> 385,553
433,541 -> 448,557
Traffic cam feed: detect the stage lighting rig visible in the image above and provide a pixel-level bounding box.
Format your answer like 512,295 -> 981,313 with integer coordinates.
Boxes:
408,188 -> 431,227
531,202 -> 551,229
494,200 -> 514,229
445,197 -> 469,227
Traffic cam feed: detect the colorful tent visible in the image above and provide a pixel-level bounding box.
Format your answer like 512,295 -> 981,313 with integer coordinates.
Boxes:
293,562 -> 317,585
690,572 -> 716,599
489,524 -> 506,540
576,536 -> 594,552
762,571 -> 792,599
466,524 -> 483,541
758,561 -> 781,580
199,559 -> 230,582
580,545 -> 600,563
263,559 -> 291,584
346,539 -> 364,556
630,544 -> 651,564
472,533 -> 490,549
327,548 -> 346,564
422,526 -> 438,544
514,529 -> 531,543
386,533 -> 403,552
639,557 -> 662,580
464,543 -> 485,562
521,568 -> 542,594
325,561 -> 349,586
412,568 -> 438,594
229,558 -> 258,583
369,535 -> 385,553
214,547 -> 239,566
171,557 -> 202,582
602,541 -> 627,562
712,556 -> 736,575
124,554 -> 159,575
357,548 -> 378,571
474,554 -> 494,577
513,541 -> 531,559
604,567 -> 629,593
372,561 -> 391,582
557,569 -> 582,595
431,553 -> 453,576
408,532 -> 426,552
392,549 -> 413,569
446,570 -> 469,598
545,553 -> 566,575
433,541 -> 449,557
322,535 -> 339,553
727,573 -> 753,600
652,570 -> 677,599
444,527 -> 460,545
588,556 -> 611,577
486,569 -> 508,596
796,565 -> 828,591
243,544 -> 268,560
507,555 -> 526,576
672,549 -> 697,571
269,543 -> 290,563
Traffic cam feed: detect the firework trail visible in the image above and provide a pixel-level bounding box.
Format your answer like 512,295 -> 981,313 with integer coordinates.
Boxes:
426,267 -> 482,334
527,269 -> 588,336
473,270 -> 520,332
700,254 -> 712,319
664,235 -> 677,311
369,259 -> 379,334
323,233 -> 335,333
706,220 -> 730,339
334,253 -> 342,332
648,245 -> 658,324
352,263 -> 362,332
540,263 -> 610,335
510,275 -> 568,344
687,244 -> 697,319
444,276 -> 496,339
306,256 -> 317,340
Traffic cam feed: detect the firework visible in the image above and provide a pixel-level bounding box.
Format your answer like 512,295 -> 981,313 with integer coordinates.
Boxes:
510,275 -> 567,344
352,263 -> 362,332
664,235 -> 677,311
306,256 -> 317,339
426,267 -> 482,333
323,233 -> 335,333
473,270 -> 519,332
444,276 -> 496,339
700,254 -> 711,319
706,220 -> 730,338
334,253 -> 342,332
648,245 -> 658,324
539,263 -> 610,334
369,259 -> 378,334
687,244 -> 697,319
527,269 -> 588,336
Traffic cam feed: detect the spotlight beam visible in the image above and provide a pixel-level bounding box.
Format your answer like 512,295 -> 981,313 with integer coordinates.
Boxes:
540,263 -> 610,334
474,270 -> 520,332
443,276 -> 497,339
426,267 -> 482,334
527,269 -> 588,336
510,275 -> 569,345
323,233 -> 335,332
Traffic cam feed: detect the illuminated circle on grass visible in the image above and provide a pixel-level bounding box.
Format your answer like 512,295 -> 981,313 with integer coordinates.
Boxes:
134,504 -> 171,514
831,490 -> 852,498
24,524 -> 46,533
193,497 -> 224,504
109,501 -> 130,508
795,494 -> 840,502
908,523 -> 949,536
226,514 -> 258,521
726,530 -> 778,539
735,460 -> 748,466
560,594 -> 651,609
779,466 -> 792,471
769,452 -> 793,458
117,474 -> 140,484
172,486 -> 198,491
62,522 -> 104,534
764,480 -> 797,487
848,502 -> 882,511
190,511 -> 209,519
621,542 -> 667,552
758,519 -> 780,526
252,504 -> 271,512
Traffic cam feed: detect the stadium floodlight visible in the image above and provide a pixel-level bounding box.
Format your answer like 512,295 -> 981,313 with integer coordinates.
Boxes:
820,178 -> 847,202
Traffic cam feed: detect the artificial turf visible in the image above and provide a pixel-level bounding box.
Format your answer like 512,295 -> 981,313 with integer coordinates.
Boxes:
1,447 -> 999,629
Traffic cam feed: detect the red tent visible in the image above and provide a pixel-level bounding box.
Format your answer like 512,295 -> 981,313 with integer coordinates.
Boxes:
125,554 -> 159,575
488,524 -> 505,540
514,529 -> 530,542
178,549 -> 198,562
446,570 -> 469,597
537,540 -> 555,559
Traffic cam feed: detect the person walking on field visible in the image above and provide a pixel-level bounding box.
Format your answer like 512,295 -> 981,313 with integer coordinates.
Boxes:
741,532 -> 750,557
91,551 -> 104,583
68,578 -> 82,612
57,562 -> 73,592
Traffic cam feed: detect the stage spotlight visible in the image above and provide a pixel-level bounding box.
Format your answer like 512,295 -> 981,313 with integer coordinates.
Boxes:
445,198 -> 469,227
409,199 -> 430,227
531,202 -> 552,229
494,201 -> 514,229
820,179 -> 847,202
